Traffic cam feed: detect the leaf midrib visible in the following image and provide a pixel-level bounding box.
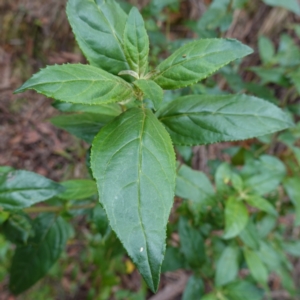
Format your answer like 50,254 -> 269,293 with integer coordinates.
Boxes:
136,109 -> 155,286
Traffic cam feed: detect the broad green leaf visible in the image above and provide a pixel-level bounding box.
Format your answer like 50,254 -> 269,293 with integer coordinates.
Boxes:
50,112 -> 115,143
52,101 -> 122,116
0,171 -> 63,210
178,217 -> 205,269
92,204 -> 110,237
153,39 -> 252,89
201,294 -> 219,300
149,0 -> 179,14
66,0 -> 130,74
134,80 -> 163,110
91,108 -> 176,292
244,248 -> 268,284
283,241 -> 300,257
196,0 -> 233,37
2,213 -> 33,245
257,240 -> 281,271
263,0 -> 300,15
182,275 -> 204,300
242,155 -> 286,196
215,245 -> 239,287
161,246 -> 185,272
15,64 -> 134,105
245,196 -> 277,216
284,178 -> 300,226
157,94 -> 292,145
289,69 -> 300,94
58,179 -> 97,200
215,162 -> 232,193
176,164 -> 215,208
256,215 -> 276,238
0,166 -> 14,175
123,7 -> 149,77
224,280 -> 263,300
9,214 -> 70,294
258,36 -> 275,64
223,197 -> 248,239
250,66 -> 287,85
239,221 -> 260,250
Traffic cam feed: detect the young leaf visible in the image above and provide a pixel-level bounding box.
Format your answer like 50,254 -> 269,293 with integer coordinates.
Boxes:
66,0 -> 130,74
51,113 -> 115,143
178,217 -> 206,269
9,214 -> 70,294
224,280 -> 263,300
134,79 -> 163,110
15,64 -> 134,105
244,248 -> 268,284
58,179 -> 97,200
283,178 -> 300,226
153,39 -> 252,89
161,246 -> 185,272
245,195 -> 278,216
223,197 -> 248,239
239,221 -> 260,250
0,171 -> 64,210
182,275 -> 204,300
176,163 -> 215,207
157,94 -> 292,146
123,7 -> 149,77
215,245 -> 239,287
258,36 -> 275,64
242,155 -> 286,196
91,108 -> 176,292
263,0 -> 300,15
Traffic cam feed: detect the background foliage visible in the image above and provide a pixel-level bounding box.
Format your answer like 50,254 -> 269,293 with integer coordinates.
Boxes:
0,0 -> 300,299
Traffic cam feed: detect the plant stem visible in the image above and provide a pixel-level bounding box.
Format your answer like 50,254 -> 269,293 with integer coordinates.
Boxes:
23,203 -> 96,214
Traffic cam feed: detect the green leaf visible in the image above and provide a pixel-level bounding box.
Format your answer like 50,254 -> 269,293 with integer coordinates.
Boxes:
263,0 -> 300,15
284,178 -> 300,226
243,155 -> 286,196
134,80 -> 163,110
289,69 -> 300,94
176,163 -> 214,208
196,0 -> 233,37
182,275 -> 204,300
157,94 -> 292,146
239,221 -> 260,250
153,39 -> 252,89
15,64 -> 134,105
244,248 -> 268,284
224,280 -> 263,300
66,0 -> 130,74
215,245 -> 239,287
0,170 -> 63,210
178,217 -> 205,269
9,214 -> 70,294
201,294 -> 219,300
58,179 -> 97,200
245,195 -> 277,216
161,246 -> 185,272
223,197 -> 248,239
92,204 -> 110,237
215,162 -> 232,193
124,7 -> 149,77
50,112 -> 115,143
52,101 -> 122,116
91,108 -> 176,292
283,241 -> 300,257
2,213 -> 33,245
258,36 -> 275,64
